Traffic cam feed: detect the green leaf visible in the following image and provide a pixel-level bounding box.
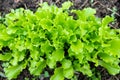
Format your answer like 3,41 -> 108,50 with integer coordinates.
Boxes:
47,58 -> 56,68
6,27 -> 17,34
52,49 -> 64,61
63,67 -> 74,79
69,35 -> 77,43
44,71 -> 49,77
10,50 -> 25,66
40,2 -> 49,10
80,63 -> 92,77
40,19 -> 53,31
30,50 -> 40,60
50,67 -> 64,80
99,60 -> 120,75
61,59 -> 72,69
0,31 -> 11,41
41,40 -> 54,54
29,59 -> 46,75
75,53 -> 84,63
98,52 -> 117,63
83,8 -> 96,17
85,43 -> 94,53
62,1 -> 73,10
4,62 -> 27,80
107,39 -> 120,57
102,16 -> 113,27
70,40 -> 83,54
0,53 -> 12,61
73,60 -> 92,77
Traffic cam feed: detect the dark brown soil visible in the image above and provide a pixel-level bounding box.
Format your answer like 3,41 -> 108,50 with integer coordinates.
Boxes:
0,0 -> 120,80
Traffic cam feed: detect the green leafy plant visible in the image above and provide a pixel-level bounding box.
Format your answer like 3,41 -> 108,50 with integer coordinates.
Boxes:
0,1 -> 120,80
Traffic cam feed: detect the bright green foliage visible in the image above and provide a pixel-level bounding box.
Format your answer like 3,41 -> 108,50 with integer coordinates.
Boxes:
4,62 -> 27,79
0,1 -> 120,80
50,67 -> 64,80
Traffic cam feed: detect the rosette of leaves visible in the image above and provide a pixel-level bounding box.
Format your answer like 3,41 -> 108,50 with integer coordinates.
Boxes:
0,1 -> 120,80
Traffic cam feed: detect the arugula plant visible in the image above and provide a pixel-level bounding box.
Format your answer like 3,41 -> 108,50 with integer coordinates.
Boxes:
0,1 -> 120,80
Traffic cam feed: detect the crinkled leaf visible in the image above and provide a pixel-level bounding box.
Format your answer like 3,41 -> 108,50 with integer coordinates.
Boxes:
0,31 -> 11,41
83,8 -> 96,17
6,27 -> 17,34
47,58 -> 56,69
73,60 -> 92,77
80,63 -> 92,77
70,40 -> 83,54
98,53 -> 117,63
62,59 -> 72,69
4,62 -> 27,80
40,19 -> 53,31
99,60 -> 120,75
30,50 -> 40,60
29,60 -> 46,75
10,51 -> 25,66
102,16 -> 113,27
62,1 -> 73,10
69,35 -> 77,43
75,53 -> 84,63
50,67 -> 64,80
0,53 -> 12,61
41,40 -> 54,54
63,67 -> 74,79
107,39 -> 120,57
52,49 -> 64,61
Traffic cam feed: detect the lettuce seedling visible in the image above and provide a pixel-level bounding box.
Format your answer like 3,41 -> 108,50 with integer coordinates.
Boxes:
0,1 -> 120,80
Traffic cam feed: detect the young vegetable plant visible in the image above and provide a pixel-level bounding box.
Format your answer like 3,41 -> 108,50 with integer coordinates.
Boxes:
0,1 -> 120,80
